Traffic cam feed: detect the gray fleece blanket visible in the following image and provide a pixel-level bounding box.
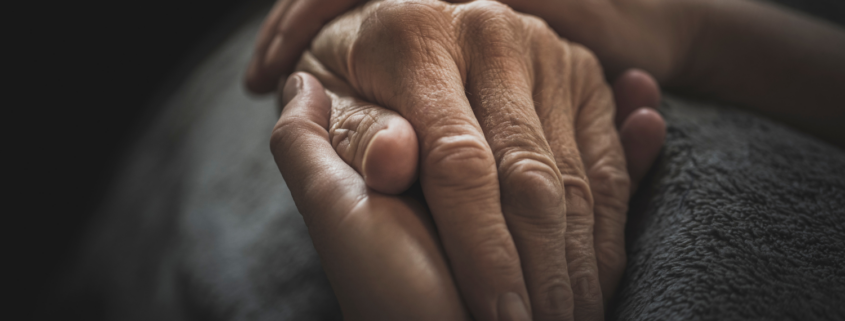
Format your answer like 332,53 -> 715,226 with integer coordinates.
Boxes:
611,100 -> 845,320
47,2 -> 845,320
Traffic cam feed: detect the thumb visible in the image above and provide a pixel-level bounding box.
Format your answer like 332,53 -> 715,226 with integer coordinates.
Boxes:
290,52 -> 419,194
328,92 -> 419,195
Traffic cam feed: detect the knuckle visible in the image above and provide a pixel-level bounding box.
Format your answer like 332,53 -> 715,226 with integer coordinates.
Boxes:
469,227 -> 523,277
499,155 -> 565,219
352,0 -> 454,77
588,160 -> 630,189
569,265 -> 604,305
424,134 -> 497,187
564,176 -> 594,220
459,1 -> 522,47
534,279 -> 575,320
366,0 -> 450,39
589,163 -> 630,213
460,0 -> 517,26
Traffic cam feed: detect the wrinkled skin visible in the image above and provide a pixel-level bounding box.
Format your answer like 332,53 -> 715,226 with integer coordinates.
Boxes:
273,73 -> 471,320
246,0 -> 690,94
259,0 -> 845,319
269,1 -> 665,320
274,72 -> 661,321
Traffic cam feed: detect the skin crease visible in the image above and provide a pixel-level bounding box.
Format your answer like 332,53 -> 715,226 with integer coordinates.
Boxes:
249,0 -> 845,147
267,1 -> 665,320
244,0 -> 681,93
252,0 -> 845,319
273,73 -> 471,320
275,71 -> 663,320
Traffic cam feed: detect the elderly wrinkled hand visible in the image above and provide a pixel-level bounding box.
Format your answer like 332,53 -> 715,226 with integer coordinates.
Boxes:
245,0 -> 684,95
267,1 -> 666,320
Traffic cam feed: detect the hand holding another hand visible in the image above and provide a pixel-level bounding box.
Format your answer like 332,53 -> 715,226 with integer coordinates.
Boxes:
257,0 -> 845,318
265,1 -> 666,320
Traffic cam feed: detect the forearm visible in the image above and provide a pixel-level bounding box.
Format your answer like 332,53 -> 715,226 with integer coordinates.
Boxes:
672,0 -> 845,146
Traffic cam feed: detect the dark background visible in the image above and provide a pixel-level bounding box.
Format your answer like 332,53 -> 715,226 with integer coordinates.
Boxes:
18,0 -> 844,319
19,0 -> 258,317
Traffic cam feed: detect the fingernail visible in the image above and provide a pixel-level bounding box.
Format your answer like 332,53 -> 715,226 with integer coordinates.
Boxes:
264,35 -> 285,68
281,74 -> 302,106
498,292 -> 530,321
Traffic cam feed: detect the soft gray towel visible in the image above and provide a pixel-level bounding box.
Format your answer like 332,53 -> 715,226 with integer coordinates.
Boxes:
611,99 -> 845,320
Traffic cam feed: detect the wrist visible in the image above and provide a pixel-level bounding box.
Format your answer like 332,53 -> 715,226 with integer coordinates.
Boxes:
658,0 -> 715,88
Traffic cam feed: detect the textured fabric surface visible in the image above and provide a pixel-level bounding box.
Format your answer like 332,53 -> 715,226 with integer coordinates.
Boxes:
51,2 -> 845,320
611,99 -> 845,320
51,11 -> 341,320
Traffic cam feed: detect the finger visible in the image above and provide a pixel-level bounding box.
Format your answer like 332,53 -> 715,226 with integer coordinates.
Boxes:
620,108 -> 666,190
535,40 -> 604,319
329,94 -> 419,194
247,0 -> 362,94
568,45 -> 632,310
272,72 -> 470,320
272,72 -> 362,215
461,4 -> 571,321
246,0 -> 297,93
612,69 -> 661,128
289,47 -> 421,197
610,69 -> 665,191
308,2 -> 535,319
296,51 -> 420,194
314,3 -> 534,320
